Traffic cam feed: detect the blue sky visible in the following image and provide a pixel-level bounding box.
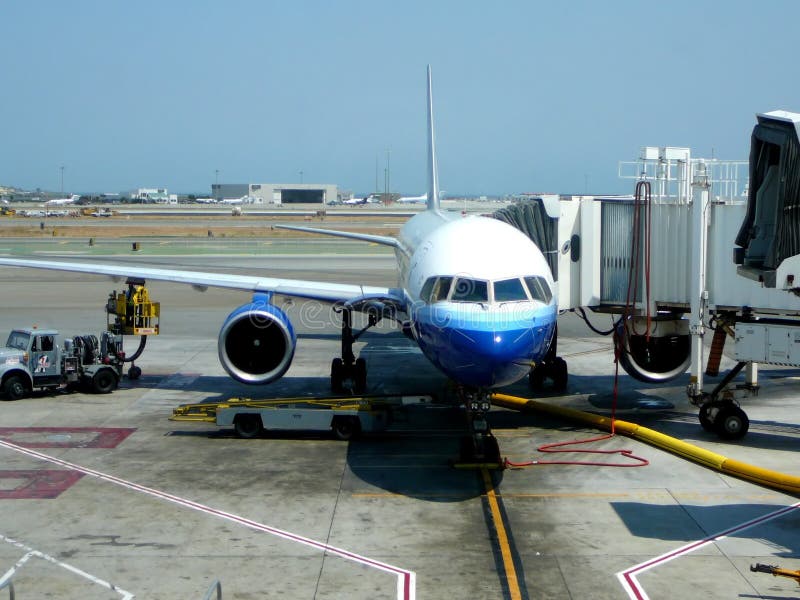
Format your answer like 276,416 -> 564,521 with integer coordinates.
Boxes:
2,1 -> 798,196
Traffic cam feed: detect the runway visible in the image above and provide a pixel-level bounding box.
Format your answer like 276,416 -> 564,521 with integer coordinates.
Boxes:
0,251 -> 799,598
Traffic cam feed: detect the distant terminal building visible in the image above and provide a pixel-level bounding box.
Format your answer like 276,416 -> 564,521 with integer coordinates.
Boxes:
211,183 -> 337,205
125,188 -> 177,204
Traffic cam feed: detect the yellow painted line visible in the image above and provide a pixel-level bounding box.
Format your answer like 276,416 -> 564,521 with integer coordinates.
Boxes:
481,467 -> 522,600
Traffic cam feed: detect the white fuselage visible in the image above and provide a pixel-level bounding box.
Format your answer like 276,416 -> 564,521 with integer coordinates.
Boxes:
392,209 -> 558,388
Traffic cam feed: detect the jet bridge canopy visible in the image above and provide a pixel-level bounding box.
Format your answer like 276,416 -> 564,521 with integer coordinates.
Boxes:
735,110 -> 800,286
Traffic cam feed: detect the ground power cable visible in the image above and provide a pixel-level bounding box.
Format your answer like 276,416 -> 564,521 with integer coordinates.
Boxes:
504,182 -> 654,470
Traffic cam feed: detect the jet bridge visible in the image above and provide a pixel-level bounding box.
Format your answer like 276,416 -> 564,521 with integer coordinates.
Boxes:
503,110 -> 800,439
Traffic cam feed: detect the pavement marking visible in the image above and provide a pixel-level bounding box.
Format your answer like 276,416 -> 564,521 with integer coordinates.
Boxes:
0,469 -> 84,499
481,468 -> 523,600
0,438 -> 416,600
0,427 -> 135,448
617,499 -> 800,600
0,532 -> 134,599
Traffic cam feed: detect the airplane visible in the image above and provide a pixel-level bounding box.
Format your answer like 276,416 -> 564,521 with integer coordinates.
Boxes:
0,67 -> 558,460
396,193 -> 428,204
219,195 -> 259,205
43,194 -> 80,207
343,194 -> 378,205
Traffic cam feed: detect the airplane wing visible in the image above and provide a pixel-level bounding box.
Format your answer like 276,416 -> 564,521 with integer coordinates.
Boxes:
0,257 -> 400,304
275,224 -> 408,253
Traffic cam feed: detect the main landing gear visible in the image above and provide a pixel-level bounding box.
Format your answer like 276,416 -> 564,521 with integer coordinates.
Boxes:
330,300 -> 397,395
529,329 -> 568,392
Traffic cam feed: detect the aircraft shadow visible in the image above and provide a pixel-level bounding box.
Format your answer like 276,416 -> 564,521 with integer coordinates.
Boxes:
610,501 -> 800,558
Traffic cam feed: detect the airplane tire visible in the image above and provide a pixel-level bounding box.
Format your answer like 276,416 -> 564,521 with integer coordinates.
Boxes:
714,405 -> 749,440
354,358 -> 367,394
528,367 -> 546,390
3,376 -> 27,401
331,358 -> 344,394
234,414 -> 262,439
551,357 -> 568,392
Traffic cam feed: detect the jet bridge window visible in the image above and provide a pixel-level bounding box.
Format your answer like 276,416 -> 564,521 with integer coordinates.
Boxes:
524,276 -> 553,304
451,278 -> 489,303
493,278 -> 529,302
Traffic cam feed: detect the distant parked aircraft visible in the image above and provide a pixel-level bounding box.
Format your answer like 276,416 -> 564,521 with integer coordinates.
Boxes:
220,195 -> 259,205
43,194 -> 80,207
396,193 -> 428,204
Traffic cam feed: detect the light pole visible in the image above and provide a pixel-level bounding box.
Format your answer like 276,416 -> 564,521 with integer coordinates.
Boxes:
60,165 -> 65,194
386,149 -> 391,201
299,170 -> 304,184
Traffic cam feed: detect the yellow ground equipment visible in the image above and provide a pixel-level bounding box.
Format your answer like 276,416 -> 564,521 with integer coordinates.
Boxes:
751,563 -> 800,586
107,280 -> 160,336
171,395 -> 431,440
0,206 -> 15,216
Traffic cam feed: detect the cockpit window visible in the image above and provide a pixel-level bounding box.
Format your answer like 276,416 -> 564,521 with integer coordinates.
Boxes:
433,277 -> 453,302
524,276 -> 553,304
493,278 -> 529,302
451,278 -> 489,302
420,276 -> 454,304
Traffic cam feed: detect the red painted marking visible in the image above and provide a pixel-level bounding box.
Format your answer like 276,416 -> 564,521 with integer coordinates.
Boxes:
0,427 -> 135,448
0,470 -> 84,499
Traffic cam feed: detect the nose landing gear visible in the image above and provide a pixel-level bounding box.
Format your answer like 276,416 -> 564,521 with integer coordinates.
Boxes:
454,389 -> 503,468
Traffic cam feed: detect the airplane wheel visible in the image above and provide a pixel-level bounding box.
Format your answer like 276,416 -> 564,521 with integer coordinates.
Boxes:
528,367 -> 545,390
714,405 -> 749,440
551,357 -> 568,392
354,358 -> 367,394
698,404 -> 715,432
332,416 -> 361,441
234,414 -> 262,439
331,358 -> 344,394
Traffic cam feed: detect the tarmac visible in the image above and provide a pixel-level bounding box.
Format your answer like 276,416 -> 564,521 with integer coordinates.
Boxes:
0,249 -> 799,599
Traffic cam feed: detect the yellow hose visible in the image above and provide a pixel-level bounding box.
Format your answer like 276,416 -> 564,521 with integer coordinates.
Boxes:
491,393 -> 800,495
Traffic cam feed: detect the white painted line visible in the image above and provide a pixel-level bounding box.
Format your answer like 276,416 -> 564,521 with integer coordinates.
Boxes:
617,499 -> 800,600
0,438 -> 416,600
0,533 -> 134,599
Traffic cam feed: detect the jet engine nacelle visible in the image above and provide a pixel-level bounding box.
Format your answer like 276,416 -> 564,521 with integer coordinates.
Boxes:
615,317 -> 691,383
218,293 -> 296,385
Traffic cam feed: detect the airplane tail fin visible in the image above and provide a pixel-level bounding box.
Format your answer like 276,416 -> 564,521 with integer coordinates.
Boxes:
426,65 -> 441,212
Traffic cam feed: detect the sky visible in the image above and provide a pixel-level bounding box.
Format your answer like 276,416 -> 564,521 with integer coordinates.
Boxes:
2,1 -> 799,197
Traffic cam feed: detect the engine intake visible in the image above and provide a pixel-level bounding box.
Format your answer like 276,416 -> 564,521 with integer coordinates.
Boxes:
615,317 -> 691,383
218,293 -> 296,385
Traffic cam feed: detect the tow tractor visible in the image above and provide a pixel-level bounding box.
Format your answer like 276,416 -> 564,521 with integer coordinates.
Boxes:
751,563 -> 800,587
171,395 -> 432,439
